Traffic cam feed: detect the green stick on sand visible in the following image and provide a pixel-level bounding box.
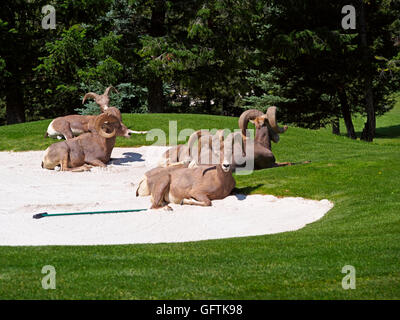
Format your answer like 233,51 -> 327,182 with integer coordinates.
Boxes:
33,208 -> 147,219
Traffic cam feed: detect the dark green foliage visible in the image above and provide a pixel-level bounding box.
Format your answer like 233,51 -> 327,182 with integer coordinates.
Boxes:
0,0 -> 399,141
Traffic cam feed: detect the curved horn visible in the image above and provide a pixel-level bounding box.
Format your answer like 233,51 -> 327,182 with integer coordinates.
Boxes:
215,129 -> 225,146
224,131 -> 244,163
238,109 -> 264,138
82,92 -> 100,105
266,106 -> 288,134
103,86 -> 119,97
94,114 -> 118,138
188,129 -> 211,162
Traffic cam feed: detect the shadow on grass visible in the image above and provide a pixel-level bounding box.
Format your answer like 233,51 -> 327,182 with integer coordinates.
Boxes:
375,125 -> 400,139
338,124 -> 400,140
233,184 -> 263,198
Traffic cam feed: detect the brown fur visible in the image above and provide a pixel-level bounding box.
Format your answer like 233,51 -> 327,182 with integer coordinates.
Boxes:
158,130 -> 212,167
144,164 -> 235,210
45,86 -> 125,140
238,107 -> 288,170
42,113 -> 131,171
138,132 -> 238,210
45,107 -> 130,140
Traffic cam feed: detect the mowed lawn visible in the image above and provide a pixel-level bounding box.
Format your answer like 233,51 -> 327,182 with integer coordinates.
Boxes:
0,101 -> 399,299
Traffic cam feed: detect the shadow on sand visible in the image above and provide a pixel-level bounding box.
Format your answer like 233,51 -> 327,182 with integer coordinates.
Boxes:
110,152 -> 145,166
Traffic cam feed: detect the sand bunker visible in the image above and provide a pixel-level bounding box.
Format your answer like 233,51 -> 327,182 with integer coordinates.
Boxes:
0,147 -> 333,246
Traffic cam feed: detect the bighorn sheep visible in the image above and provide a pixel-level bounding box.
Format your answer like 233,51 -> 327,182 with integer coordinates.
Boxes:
158,129 -> 231,168
41,113 -> 132,171
237,107 -> 288,169
158,107 -> 289,171
82,86 -> 119,112
158,129 -> 213,167
137,132 -> 238,210
44,86 -> 143,140
170,107 -> 288,170
135,161 -> 192,197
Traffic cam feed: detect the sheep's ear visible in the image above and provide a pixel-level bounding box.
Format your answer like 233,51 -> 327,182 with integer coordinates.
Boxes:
249,119 -> 256,124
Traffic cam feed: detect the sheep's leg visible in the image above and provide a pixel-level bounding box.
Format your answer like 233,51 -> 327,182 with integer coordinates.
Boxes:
59,123 -> 74,140
86,159 -> 107,167
58,151 -> 90,172
60,153 -> 70,171
61,164 -> 90,172
70,165 -> 92,172
182,194 -> 212,207
60,156 -> 91,172
63,130 -> 74,140
159,158 -> 187,168
167,160 -> 187,167
150,174 -> 172,209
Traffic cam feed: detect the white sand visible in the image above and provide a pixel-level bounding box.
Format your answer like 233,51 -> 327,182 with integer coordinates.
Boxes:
0,147 -> 333,246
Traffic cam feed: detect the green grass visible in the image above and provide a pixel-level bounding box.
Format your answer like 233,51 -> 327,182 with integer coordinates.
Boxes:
333,93 -> 400,146
0,101 -> 399,299
0,113 -> 239,151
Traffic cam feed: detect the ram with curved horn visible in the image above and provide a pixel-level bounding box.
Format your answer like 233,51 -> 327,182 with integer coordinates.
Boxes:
157,129 -> 213,167
82,86 -> 119,112
41,113 -> 132,172
44,86 -> 145,140
236,106 -> 289,170
159,128 -> 234,168
137,131 -> 238,210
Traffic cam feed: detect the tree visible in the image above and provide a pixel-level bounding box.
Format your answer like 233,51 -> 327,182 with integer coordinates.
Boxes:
1,0 -> 398,130
0,0 -> 49,124
242,0 -> 399,140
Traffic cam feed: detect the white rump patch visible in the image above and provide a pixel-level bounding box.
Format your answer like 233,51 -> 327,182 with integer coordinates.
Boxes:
46,120 -> 60,139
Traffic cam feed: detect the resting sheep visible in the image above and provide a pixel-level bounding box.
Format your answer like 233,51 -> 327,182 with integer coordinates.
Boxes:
44,86 -> 143,140
237,107 -> 289,169
157,129 -> 213,167
178,107 -> 289,170
137,132 -> 238,210
41,113 -> 132,171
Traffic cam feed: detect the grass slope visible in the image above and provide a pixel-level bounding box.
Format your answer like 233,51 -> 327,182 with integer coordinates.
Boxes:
0,102 -> 399,299
0,113 -> 238,151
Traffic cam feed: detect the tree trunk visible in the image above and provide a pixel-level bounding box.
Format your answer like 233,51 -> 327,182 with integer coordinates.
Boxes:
337,87 -> 356,139
150,0 -> 166,37
5,77 -> 25,124
147,0 -> 167,113
204,94 -> 212,114
359,0 -> 375,142
331,118 -> 340,135
147,77 -> 166,113
3,5 -> 25,125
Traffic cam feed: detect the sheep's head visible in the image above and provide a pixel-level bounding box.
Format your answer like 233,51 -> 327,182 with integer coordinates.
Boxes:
221,161 -> 231,173
94,113 -> 132,139
82,86 -> 119,113
239,107 -> 288,143
104,106 -> 122,122
103,107 -> 134,138
221,131 -> 243,172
